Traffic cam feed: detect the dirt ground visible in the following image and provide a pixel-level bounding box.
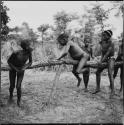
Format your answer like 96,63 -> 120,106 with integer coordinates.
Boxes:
0,70 -> 123,124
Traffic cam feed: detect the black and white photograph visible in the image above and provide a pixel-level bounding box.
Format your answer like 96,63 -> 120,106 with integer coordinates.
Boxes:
1,0 -> 124,124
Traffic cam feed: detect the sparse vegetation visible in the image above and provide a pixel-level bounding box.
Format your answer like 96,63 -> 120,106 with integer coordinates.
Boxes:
0,1 -> 123,124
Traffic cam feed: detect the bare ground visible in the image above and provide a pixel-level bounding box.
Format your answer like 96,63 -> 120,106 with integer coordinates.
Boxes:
0,70 -> 123,124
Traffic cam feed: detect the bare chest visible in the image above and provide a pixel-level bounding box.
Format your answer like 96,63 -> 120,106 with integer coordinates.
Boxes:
101,41 -> 111,51
16,51 -> 29,63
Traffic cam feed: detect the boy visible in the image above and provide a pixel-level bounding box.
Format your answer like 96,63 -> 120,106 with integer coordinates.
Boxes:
81,39 -> 93,91
93,30 -> 115,95
56,33 -> 89,87
7,39 -> 33,106
113,39 -> 123,92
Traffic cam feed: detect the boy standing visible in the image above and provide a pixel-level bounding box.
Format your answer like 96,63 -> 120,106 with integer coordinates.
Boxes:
7,39 -> 32,106
93,30 -> 115,96
81,39 -> 93,91
113,39 -> 123,92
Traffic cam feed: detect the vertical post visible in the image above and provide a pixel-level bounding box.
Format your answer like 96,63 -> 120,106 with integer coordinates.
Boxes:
122,4 -> 124,114
0,37 -> 1,106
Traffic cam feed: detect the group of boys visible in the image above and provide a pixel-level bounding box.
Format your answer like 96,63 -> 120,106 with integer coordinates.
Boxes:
7,30 -> 123,106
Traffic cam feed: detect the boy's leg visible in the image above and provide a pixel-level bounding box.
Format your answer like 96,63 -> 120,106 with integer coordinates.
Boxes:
16,71 -> 24,106
76,54 -> 89,74
113,56 -> 120,79
72,65 -> 82,87
9,69 -> 16,102
83,68 -> 90,92
108,58 -> 115,95
92,67 -> 104,94
120,66 -> 123,92
113,66 -> 119,79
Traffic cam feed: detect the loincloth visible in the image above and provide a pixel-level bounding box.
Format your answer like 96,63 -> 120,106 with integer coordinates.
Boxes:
72,53 -> 84,61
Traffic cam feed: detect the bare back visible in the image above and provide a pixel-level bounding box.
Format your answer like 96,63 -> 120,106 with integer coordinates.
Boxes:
68,41 -> 86,60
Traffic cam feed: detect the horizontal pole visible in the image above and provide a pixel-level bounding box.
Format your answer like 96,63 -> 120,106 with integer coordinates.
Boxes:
1,60 -> 123,71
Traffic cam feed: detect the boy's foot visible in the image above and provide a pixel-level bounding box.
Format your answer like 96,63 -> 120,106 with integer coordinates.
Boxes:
109,93 -> 115,99
8,98 -> 14,104
77,78 -> 82,87
17,100 -> 21,107
84,88 -> 88,92
119,88 -> 122,92
92,89 -> 100,94
109,85 -> 112,90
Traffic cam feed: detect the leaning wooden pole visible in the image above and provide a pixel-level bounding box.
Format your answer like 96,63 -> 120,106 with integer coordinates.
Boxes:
41,65 -> 62,111
1,60 -> 123,71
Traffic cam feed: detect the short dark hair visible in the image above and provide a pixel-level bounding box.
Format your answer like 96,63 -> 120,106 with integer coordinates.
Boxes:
103,30 -> 113,37
57,33 -> 69,43
20,39 -> 30,49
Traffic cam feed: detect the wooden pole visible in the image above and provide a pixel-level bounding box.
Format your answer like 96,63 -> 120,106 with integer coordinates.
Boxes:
1,60 -> 123,71
41,65 -> 62,111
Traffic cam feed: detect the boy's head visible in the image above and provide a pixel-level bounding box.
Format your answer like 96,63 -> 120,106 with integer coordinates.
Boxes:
84,38 -> 90,47
20,39 -> 32,51
102,30 -> 113,40
57,33 -> 69,46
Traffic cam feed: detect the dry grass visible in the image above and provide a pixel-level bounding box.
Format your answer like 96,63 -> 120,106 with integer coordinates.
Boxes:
0,70 -> 123,123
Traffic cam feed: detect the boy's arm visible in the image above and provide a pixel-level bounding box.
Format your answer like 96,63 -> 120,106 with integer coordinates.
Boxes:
22,53 -> 32,70
101,45 -> 113,62
90,48 -> 94,59
8,62 -> 19,71
57,42 -> 70,60
7,53 -> 19,71
57,53 -> 67,60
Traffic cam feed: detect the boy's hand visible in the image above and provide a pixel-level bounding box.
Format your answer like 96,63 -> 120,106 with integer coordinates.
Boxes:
15,68 -> 21,72
61,59 -> 72,64
61,59 -> 67,63
19,70 -> 24,73
21,68 -> 26,71
16,67 -> 25,73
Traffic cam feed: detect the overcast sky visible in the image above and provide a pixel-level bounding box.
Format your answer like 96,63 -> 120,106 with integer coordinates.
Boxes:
4,1 -> 123,39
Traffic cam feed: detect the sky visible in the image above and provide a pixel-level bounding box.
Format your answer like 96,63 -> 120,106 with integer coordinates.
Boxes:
4,1 -> 123,39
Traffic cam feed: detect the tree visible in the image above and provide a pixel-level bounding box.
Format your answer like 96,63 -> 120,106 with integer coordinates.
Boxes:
20,22 -> 38,46
53,10 -> 79,37
1,1 -> 10,40
83,2 -> 112,57
111,1 -> 124,44
37,24 -> 49,48
90,2 -> 110,33
9,26 -> 20,34
1,1 -> 10,105
111,1 -> 124,17
84,17 -> 96,45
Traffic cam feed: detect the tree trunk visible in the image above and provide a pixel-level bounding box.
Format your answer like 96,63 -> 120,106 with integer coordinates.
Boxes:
122,5 -> 124,113
41,33 -> 44,48
1,60 -> 123,71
